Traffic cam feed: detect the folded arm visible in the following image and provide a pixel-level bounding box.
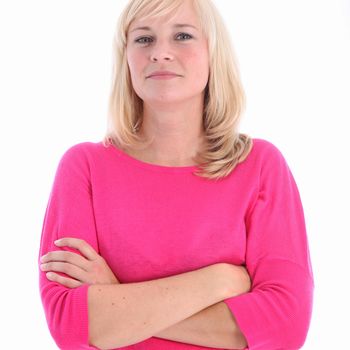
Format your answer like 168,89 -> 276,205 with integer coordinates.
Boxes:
154,300 -> 248,350
88,263 -> 245,349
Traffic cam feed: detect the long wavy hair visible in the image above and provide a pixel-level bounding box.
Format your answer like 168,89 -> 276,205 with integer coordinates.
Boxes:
102,0 -> 253,180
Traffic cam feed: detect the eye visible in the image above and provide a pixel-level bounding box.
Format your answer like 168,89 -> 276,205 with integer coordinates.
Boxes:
134,33 -> 193,45
134,36 -> 153,44
175,32 -> 193,41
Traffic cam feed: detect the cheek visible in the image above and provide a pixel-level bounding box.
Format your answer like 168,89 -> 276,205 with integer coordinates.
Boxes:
126,49 -> 143,75
185,48 -> 200,61
126,57 -> 137,76
186,49 -> 209,79
187,45 -> 208,64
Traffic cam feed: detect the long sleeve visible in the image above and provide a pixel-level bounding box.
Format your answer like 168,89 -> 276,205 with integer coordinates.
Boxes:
38,144 -> 99,350
223,142 -> 314,349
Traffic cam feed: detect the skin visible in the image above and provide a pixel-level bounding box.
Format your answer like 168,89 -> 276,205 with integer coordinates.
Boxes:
40,238 -> 120,288
125,0 -> 210,166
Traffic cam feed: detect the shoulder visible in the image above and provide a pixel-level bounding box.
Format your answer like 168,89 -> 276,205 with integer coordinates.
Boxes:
250,137 -> 288,165
56,141 -> 107,176
251,137 -> 284,156
250,138 -> 296,190
59,140 -> 106,162
247,137 -> 293,183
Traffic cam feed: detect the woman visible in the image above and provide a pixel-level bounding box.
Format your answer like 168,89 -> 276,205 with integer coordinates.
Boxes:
38,0 -> 314,349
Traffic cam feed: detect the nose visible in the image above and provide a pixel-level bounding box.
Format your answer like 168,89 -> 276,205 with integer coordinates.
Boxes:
150,41 -> 174,62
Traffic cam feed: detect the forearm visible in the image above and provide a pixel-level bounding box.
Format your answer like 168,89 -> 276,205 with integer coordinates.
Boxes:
88,263 -> 231,350
154,300 -> 248,349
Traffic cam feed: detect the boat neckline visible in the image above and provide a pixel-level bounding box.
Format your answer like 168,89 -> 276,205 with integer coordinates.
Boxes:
104,141 -> 200,173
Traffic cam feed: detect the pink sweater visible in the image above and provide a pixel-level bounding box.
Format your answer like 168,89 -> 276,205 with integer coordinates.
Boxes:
38,138 -> 314,350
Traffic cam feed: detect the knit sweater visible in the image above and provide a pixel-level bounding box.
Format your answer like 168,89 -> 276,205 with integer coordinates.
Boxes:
38,137 -> 314,350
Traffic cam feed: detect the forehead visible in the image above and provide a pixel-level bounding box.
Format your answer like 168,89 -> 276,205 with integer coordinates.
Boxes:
129,0 -> 199,30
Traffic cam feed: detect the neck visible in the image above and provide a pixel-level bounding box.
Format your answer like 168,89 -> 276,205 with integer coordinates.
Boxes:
129,103 -> 206,166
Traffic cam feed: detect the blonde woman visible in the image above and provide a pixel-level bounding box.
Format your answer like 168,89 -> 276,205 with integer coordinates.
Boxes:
38,0 -> 314,349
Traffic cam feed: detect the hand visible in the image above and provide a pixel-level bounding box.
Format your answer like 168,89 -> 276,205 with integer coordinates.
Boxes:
40,237 -> 120,288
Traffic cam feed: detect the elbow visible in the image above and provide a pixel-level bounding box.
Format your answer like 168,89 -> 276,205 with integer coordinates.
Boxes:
282,324 -> 310,349
282,305 -> 313,349
259,300 -> 313,350
49,328 -> 85,350
289,283 -> 314,348
277,279 -> 314,349
46,317 -> 97,350
255,267 -> 314,349
225,260 -> 314,349
40,281 -> 92,349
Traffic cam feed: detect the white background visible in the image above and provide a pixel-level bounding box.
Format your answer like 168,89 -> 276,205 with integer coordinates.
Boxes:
0,0 -> 349,348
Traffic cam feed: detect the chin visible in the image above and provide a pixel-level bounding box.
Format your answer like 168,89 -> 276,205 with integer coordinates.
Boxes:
143,94 -> 190,104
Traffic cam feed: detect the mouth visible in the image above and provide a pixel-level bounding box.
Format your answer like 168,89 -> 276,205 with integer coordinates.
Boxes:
148,75 -> 180,80
147,71 -> 180,78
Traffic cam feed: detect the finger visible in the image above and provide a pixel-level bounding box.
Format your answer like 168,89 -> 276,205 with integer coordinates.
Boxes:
46,272 -> 83,289
54,238 -> 98,261
41,262 -> 88,283
40,250 -> 90,271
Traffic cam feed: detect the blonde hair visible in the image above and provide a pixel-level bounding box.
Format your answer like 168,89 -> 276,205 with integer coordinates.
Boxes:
103,0 -> 253,180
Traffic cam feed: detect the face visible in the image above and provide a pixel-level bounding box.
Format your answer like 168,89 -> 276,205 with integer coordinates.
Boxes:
126,0 -> 209,106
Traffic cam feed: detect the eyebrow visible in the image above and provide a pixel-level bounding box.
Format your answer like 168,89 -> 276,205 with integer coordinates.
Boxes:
130,24 -> 198,33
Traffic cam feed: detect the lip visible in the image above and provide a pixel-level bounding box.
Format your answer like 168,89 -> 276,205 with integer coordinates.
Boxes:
147,70 -> 180,78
